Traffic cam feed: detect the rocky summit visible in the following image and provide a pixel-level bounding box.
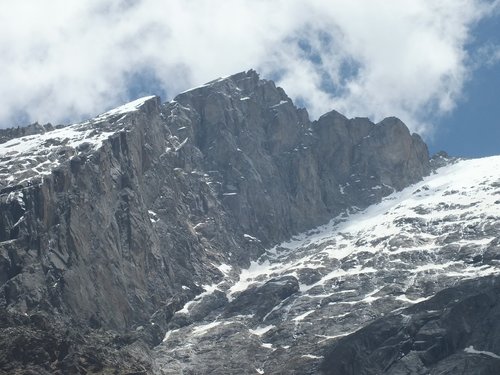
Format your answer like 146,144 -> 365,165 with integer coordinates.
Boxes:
0,70 -> 498,374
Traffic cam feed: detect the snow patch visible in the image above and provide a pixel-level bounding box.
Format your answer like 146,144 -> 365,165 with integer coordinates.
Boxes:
178,283 -> 219,314
293,310 -> 315,322
148,210 -> 159,223
192,321 -> 222,336
464,346 -> 500,359
270,100 -> 289,108
249,325 -> 275,336
174,137 -> 189,151
395,295 -> 430,304
162,328 -> 179,342
0,97 -> 157,188
244,234 -> 261,243
97,95 -> 156,118
217,263 -> 232,275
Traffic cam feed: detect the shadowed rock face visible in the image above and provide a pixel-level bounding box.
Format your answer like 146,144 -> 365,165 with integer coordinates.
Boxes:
152,153 -> 500,374
320,275 -> 500,375
0,70 -> 431,373
168,70 -> 430,245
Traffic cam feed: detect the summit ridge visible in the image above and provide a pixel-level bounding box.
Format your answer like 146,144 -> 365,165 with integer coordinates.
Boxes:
1,71 -> 497,374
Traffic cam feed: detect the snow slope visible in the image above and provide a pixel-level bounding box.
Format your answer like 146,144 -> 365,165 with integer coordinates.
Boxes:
0,95 -> 155,188
157,155 -> 500,372
230,155 -> 500,300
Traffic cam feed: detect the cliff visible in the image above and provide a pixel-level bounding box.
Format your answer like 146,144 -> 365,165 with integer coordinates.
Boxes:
0,70 -> 431,374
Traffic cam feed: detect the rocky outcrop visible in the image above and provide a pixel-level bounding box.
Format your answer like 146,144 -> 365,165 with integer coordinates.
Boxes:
152,154 -> 500,375
0,309 -> 155,375
320,275 -> 500,375
0,70 -> 431,373
0,122 -> 55,145
223,276 -> 300,320
167,70 -> 430,245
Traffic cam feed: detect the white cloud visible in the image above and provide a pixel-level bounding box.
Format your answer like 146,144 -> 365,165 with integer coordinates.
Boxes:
0,0 -> 498,135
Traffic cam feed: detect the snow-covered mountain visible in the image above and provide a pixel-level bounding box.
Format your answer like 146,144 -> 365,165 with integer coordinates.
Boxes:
0,96 -> 158,189
0,70 -> 498,374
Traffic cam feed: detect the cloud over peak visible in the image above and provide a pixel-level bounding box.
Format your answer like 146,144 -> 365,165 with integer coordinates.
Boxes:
1,0 -> 498,135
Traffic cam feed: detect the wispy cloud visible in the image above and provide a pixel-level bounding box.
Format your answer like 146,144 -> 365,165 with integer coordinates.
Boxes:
0,0 -> 498,135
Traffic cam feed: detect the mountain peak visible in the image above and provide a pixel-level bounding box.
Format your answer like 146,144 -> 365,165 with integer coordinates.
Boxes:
97,94 -> 160,119
0,70 -> 445,374
0,95 -> 161,191
174,69 -> 291,110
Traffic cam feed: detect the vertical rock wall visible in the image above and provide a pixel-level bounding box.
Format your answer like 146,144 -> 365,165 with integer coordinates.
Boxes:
0,70 -> 430,373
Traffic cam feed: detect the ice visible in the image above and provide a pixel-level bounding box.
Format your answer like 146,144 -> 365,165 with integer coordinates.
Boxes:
359,287 -> 383,304
320,244 -> 353,259
411,261 -> 461,273
0,126 -> 115,186
300,266 -> 377,293
6,191 -> 24,208
11,215 -> 25,228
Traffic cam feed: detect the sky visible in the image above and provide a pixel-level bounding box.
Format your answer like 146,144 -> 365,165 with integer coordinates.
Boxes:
0,0 -> 499,157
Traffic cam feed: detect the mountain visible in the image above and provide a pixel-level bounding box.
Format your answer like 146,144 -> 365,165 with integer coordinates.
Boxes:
155,155 -> 500,374
0,70 -> 497,374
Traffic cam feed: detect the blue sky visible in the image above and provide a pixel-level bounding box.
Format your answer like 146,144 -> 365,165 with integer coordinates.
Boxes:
428,14 -> 500,157
0,1 -> 499,158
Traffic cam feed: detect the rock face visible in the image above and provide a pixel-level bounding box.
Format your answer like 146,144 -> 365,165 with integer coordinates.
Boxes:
153,155 -> 500,375
0,70 -> 437,373
0,122 -> 55,144
168,71 -> 429,245
321,275 -> 500,375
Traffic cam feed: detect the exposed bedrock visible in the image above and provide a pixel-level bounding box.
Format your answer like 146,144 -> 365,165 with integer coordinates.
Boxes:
0,70 -> 430,373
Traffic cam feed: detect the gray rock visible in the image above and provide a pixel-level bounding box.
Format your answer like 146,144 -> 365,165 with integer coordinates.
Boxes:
223,276 -> 299,320
0,70 -> 431,373
320,275 -> 500,375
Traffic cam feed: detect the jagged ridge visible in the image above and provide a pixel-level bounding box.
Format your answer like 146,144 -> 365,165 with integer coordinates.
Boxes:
0,70 -> 431,374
